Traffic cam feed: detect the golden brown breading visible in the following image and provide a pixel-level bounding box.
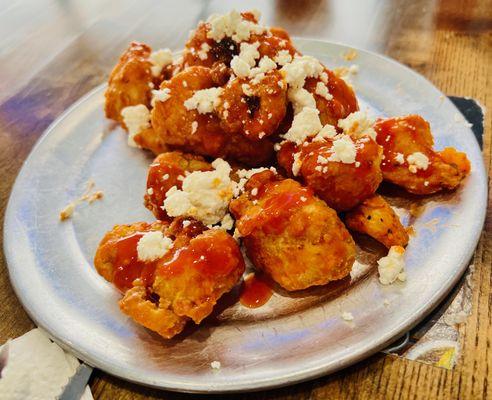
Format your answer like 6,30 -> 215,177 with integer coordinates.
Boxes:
344,195 -> 409,248
94,218 -> 245,338
147,66 -> 274,166
374,115 -> 471,194
277,136 -> 383,211
230,171 -> 355,291
104,42 -> 153,124
144,152 -> 212,220
217,70 -> 287,140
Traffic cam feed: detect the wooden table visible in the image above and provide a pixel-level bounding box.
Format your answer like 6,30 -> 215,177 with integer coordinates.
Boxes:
0,1 -> 490,398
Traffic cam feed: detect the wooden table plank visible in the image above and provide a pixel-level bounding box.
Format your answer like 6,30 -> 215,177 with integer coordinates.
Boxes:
0,1 -> 490,398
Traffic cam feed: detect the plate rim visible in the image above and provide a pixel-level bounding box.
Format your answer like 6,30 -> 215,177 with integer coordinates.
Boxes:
3,38 -> 487,393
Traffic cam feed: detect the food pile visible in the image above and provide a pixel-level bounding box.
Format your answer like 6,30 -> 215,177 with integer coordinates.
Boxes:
95,10 -> 470,339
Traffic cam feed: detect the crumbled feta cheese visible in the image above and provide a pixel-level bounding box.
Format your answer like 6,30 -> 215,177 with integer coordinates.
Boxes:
182,220 -> 191,228
197,43 -> 210,60
183,80 -> 188,87
242,83 -> 254,96
249,56 -> 277,84
315,81 -> 333,101
313,124 -> 338,142
184,87 -> 223,114
341,312 -> 354,321
121,104 -> 150,147
274,50 -> 293,66
207,10 -> 265,42
251,188 -> 258,196
162,173 -> 170,181
210,360 -> 221,369
163,159 -> 234,225
137,231 -> 173,262
377,246 -> 406,285
394,152 -> 405,164
317,154 -> 329,165
191,121 -> 198,134
151,88 -> 171,107
292,152 -> 302,176
320,72 -> 329,83
280,55 -> 324,89
149,49 -> 173,77
250,9 -> 261,21
327,136 -> 357,164
240,42 -> 260,66
288,87 -> 317,114
230,56 -> 251,78
338,111 -> 376,140
407,152 -> 429,173
283,107 -> 322,145
220,213 -> 234,230
147,188 -> 154,195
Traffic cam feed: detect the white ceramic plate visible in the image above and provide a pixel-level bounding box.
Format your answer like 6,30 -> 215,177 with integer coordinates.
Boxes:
3,39 -> 486,393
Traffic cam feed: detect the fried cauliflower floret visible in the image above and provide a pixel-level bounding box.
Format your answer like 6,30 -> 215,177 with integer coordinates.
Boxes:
148,66 -> 274,166
182,11 -> 297,70
94,218 -> 244,338
144,152 -> 212,220
230,171 -> 355,291
105,42 -> 153,123
344,195 -> 409,248
217,70 -> 287,140
305,70 -> 359,126
374,115 -> 471,194
277,135 -> 383,211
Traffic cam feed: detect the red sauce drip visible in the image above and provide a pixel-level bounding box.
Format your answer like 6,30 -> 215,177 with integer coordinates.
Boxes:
240,273 -> 273,308
113,233 -> 157,292
238,182 -> 313,235
157,232 -> 240,279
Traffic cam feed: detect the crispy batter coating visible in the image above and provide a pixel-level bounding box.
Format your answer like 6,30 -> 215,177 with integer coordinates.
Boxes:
147,66 -> 274,166
144,152 -> 212,220
277,136 -> 383,211
344,195 -> 409,248
105,42 -> 153,124
217,70 -> 287,140
305,69 -> 359,126
94,218 -> 244,338
374,115 -> 470,194
230,171 -> 355,291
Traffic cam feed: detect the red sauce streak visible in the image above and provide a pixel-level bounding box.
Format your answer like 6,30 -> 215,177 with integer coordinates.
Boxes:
157,233 -> 241,279
240,273 -> 273,308
113,233 -> 156,292
238,183 -> 313,235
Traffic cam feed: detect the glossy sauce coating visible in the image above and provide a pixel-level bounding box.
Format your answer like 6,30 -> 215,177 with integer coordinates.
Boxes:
240,273 -> 273,308
113,233 -> 156,291
235,172 -> 314,236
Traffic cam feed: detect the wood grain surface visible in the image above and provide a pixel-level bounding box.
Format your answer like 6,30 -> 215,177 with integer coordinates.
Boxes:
0,1 -> 490,399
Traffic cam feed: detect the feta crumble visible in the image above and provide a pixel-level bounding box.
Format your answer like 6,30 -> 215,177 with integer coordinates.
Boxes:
407,152 -> 429,173
210,360 -> 221,369
274,49 -> 293,66
137,231 -> 173,262
197,43 -> 210,60
184,87 -> 223,114
315,81 -> 333,101
394,152 -> 405,164
163,159 -> 234,225
191,121 -> 198,134
377,246 -> 406,285
283,107 -> 322,145
121,104 -> 150,147
149,49 -> 173,77
151,88 -> 171,107
338,111 -> 376,140
291,152 -> 302,176
206,10 -> 265,42
327,136 -> 357,164
341,312 -> 354,321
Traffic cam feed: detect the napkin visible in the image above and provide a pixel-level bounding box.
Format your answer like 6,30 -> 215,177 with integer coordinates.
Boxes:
0,328 -> 93,400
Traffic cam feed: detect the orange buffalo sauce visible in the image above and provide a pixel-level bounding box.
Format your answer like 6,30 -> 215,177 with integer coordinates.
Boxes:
113,233 -> 157,291
237,180 -> 314,236
157,231 -> 243,279
240,273 -> 273,308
